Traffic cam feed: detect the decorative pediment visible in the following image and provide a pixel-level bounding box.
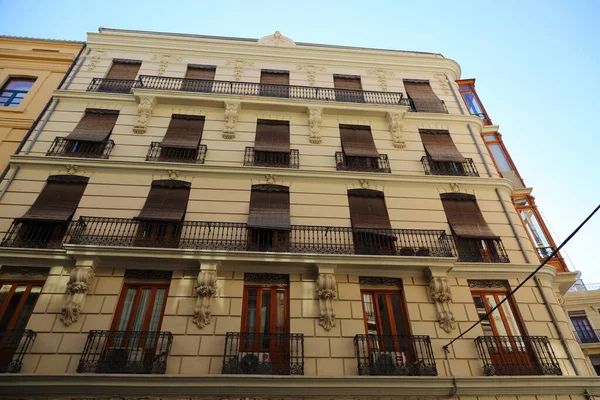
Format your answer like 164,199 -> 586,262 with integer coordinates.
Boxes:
258,31 -> 296,47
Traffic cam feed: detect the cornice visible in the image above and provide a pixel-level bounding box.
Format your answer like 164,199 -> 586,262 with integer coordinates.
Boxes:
11,155 -> 516,194
0,248 -> 73,268
0,116 -> 34,129
0,374 -> 597,398
53,90 -> 137,104
449,264 -> 557,282
0,49 -> 76,64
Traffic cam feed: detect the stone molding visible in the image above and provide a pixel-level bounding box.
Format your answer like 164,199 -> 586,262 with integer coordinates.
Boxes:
307,107 -> 322,144
60,262 -> 97,326
133,96 -> 156,135
316,272 -> 337,331
193,263 -> 219,329
223,101 -> 240,139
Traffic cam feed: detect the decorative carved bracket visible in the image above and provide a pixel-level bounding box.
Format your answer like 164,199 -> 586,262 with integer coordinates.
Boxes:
193,267 -> 218,329
387,111 -> 407,149
307,107 -> 323,144
223,102 -> 240,139
316,273 -> 337,331
429,275 -> 456,333
133,96 -> 156,135
60,265 -> 96,326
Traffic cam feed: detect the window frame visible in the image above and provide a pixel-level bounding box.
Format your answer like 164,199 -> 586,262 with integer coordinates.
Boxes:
456,79 -> 492,125
0,281 -> 44,331
240,285 -> 290,336
110,283 -> 170,333
480,131 -> 525,185
0,78 -> 36,107
470,289 -> 527,337
360,289 -> 410,337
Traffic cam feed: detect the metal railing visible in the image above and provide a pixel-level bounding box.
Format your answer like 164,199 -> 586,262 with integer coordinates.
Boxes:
66,217 -> 456,257
46,137 -> 115,159
420,156 -> 479,177
574,329 -> 600,344
568,281 -> 600,292
146,143 -> 207,164
474,336 -> 562,376
454,238 -> 510,263
222,332 -> 304,375
87,78 -> 138,93
0,330 -> 37,373
353,334 -> 437,376
77,330 -> 173,374
0,220 -> 73,249
136,75 -> 410,106
335,152 -> 391,173
243,148 -> 300,168
407,98 -> 448,113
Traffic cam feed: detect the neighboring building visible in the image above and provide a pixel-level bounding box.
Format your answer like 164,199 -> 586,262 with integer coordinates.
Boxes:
565,280 -> 600,375
0,36 -> 84,173
0,28 -> 597,399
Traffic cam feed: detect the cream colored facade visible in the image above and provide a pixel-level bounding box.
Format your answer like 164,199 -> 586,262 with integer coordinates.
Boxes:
0,36 -> 84,172
0,29 -> 597,399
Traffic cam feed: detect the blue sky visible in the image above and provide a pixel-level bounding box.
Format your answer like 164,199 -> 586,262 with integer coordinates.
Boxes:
2,0 -> 599,281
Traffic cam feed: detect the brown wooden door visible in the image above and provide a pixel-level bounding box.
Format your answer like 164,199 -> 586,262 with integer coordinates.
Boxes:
135,221 -> 182,248
0,282 -> 42,371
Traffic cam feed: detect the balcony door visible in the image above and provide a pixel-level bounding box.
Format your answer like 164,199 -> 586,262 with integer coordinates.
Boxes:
0,282 -> 42,372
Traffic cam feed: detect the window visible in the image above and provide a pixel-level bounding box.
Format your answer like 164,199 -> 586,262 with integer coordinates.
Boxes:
253,120 -> 291,168
333,74 -> 364,102
61,109 -> 119,158
481,132 -> 525,188
135,180 -> 191,248
183,65 -> 216,92
260,70 -> 289,97
0,78 -> 35,107
0,282 -> 43,372
419,129 -> 469,176
247,184 -> 290,252
99,59 -> 142,93
347,189 -> 395,255
569,313 -> 598,343
158,115 -> 205,162
338,125 -> 381,172
403,80 -> 446,113
456,79 -> 491,124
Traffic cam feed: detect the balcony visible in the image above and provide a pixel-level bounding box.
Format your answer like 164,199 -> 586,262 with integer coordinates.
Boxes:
454,238 -> 510,263
146,143 -> 207,164
0,330 -> 37,373
574,329 -> 600,344
420,156 -> 479,177
77,330 -> 173,374
46,137 -> 115,159
0,220 -> 71,249
222,332 -> 304,375
66,217 -> 456,257
335,152 -> 391,173
474,336 -> 562,376
87,78 -> 138,93
243,148 -> 300,168
407,98 -> 448,113
353,334 -> 437,376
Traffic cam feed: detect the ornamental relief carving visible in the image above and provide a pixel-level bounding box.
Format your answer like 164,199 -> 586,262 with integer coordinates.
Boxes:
86,50 -> 106,72
193,269 -> 218,328
60,266 -> 95,326
307,107 -> 323,144
429,276 -> 456,333
257,31 -> 296,47
367,69 -> 395,92
316,273 -> 337,331
152,53 -> 182,76
225,60 -> 254,81
223,101 -> 240,139
133,96 -> 156,135
297,64 -> 326,86
386,111 -> 406,149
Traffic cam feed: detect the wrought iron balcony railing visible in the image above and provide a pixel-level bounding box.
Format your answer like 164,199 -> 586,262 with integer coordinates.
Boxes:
66,217 -> 456,257
0,220 -> 73,249
87,78 -> 138,93
474,336 -> 562,376
335,152 -> 391,173
420,156 -> 479,177
0,330 -> 37,373
77,330 -> 173,374
353,334 -> 437,376
146,143 -> 207,164
222,332 -> 304,375
135,75 -> 410,106
244,147 -> 300,168
46,137 -> 115,159
574,329 -> 600,344
454,237 -> 510,263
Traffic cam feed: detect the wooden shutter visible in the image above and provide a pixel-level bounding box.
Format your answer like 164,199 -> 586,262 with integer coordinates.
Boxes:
136,180 -> 191,222
185,65 -> 216,80
334,75 -> 362,90
65,109 -> 119,142
419,129 -> 466,162
260,70 -> 290,85
347,189 -> 392,229
403,80 -> 447,113
247,185 -> 290,230
105,59 -> 142,80
20,175 -> 88,222
160,115 -> 205,149
440,194 -> 499,239
339,125 -> 379,157
254,120 -> 290,153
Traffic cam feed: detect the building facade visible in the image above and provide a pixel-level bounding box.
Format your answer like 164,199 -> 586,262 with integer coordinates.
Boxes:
0,29 -> 597,399
0,36 -> 84,173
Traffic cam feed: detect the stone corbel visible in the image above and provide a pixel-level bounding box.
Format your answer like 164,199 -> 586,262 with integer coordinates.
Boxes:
387,111 -> 407,149
193,263 -> 219,328
427,268 -> 456,333
316,266 -> 337,331
223,101 -> 240,139
307,107 -> 323,144
133,96 -> 156,135
60,260 -> 97,326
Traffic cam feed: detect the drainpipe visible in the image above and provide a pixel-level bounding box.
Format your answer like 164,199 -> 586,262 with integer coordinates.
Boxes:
496,188 -> 530,263
535,276 -> 580,375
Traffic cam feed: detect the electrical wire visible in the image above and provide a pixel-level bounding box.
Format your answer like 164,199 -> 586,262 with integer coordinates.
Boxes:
443,203 -> 600,350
